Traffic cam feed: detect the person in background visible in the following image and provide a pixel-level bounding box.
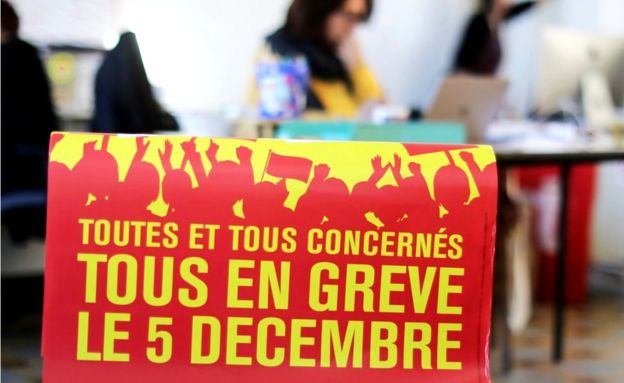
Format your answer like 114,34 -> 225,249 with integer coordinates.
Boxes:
1,0 -> 57,241
454,0 -> 542,75
266,0 -> 383,117
92,31 -> 178,133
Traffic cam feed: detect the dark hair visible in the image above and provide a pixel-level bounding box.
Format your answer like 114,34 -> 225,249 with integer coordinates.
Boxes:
1,1 -> 20,35
285,0 -> 373,51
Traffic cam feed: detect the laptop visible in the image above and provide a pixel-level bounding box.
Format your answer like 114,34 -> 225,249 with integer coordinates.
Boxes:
425,75 -> 508,143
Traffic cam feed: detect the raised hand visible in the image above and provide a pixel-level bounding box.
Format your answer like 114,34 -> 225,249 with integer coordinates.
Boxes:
206,141 -> 220,162
159,140 -> 174,171
136,137 -> 150,158
391,153 -> 403,180
393,154 -> 402,169
408,161 -> 422,175
371,155 -> 383,172
314,164 -> 330,180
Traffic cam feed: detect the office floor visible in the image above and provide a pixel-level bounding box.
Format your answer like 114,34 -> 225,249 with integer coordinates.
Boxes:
497,294 -> 624,383
2,288 -> 623,383
1,315 -> 42,383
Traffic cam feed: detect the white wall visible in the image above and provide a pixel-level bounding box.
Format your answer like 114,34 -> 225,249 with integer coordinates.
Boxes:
113,0 -> 291,111
12,0 -> 116,47
14,0 -> 291,112
14,0 -> 475,112
592,163 -> 624,262
358,0 -> 475,108
13,0 -> 624,113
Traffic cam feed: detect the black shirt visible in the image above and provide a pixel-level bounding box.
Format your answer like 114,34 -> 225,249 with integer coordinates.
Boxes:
454,2 -> 537,75
1,37 -> 58,192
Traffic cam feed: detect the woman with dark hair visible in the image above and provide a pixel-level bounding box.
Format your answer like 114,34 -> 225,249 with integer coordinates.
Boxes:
266,0 -> 383,117
92,32 -> 178,133
454,0 -> 543,75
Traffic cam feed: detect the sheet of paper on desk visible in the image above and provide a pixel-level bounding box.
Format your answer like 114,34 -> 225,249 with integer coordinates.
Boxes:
485,120 -> 536,143
487,120 -> 588,152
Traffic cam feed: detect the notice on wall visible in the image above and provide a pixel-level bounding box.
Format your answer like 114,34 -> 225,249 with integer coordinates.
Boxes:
43,133 -> 497,382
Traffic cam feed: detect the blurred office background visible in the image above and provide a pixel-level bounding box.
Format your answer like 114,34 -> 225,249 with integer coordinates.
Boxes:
2,0 -> 624,382
10,0 -> 624,115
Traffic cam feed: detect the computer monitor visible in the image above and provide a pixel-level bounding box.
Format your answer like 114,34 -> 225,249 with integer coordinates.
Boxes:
534,26 -> 624,114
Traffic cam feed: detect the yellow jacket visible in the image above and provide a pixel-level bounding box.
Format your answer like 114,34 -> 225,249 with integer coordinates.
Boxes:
309,63 -> 383,118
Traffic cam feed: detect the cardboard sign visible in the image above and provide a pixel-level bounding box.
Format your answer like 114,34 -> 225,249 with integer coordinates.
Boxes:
43,133 -> 497,382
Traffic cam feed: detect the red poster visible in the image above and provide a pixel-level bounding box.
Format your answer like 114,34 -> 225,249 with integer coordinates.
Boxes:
43,133 -> 497,382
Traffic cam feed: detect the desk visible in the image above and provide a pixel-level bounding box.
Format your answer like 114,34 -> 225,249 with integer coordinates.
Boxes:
260,118 -> 622,367
494,142 -> 624,366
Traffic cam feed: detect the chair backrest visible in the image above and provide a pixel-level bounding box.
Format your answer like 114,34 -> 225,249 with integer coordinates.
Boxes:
275,121 -> 357,141
354,121 -> 466,144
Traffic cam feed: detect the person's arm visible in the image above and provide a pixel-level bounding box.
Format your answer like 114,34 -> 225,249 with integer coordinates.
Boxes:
181,138 -> 207,188
206,141 -> 220,165
391,154 -> 404,186
454,14 -> 490,72
159,140 -> 174,174
504,1 -> 538,21
367,155 -> 390,185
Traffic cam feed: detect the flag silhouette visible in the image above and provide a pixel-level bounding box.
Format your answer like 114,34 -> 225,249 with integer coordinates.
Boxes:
265,152 -> 313,182
404,144 -> 462,156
